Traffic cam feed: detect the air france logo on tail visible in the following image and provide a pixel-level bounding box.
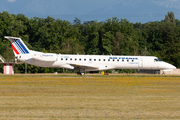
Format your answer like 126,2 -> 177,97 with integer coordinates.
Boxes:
11,39 -> 29,55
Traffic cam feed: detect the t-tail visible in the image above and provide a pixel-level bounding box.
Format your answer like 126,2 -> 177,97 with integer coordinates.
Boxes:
5,36 -> 54,63
5,36 -> 30,55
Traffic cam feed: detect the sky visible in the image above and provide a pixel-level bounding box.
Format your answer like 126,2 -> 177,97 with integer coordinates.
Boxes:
1,0 -> 180,23
7,0 -> 16,2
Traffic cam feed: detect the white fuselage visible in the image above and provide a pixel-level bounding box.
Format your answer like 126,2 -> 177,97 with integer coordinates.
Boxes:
17,52 -> 176,72
5,36 -> 176,74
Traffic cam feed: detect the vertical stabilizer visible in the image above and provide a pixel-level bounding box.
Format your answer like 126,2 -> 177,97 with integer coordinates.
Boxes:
5,36 -> 30,55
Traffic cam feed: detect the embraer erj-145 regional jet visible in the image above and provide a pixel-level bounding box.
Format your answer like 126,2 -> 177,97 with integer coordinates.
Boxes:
5,36 -> 176,75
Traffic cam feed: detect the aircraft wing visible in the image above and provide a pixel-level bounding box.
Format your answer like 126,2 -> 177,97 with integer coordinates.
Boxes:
68,63 -> 99,70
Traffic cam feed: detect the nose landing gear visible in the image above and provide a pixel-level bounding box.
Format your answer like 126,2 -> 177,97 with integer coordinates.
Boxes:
162,71 -> 165,75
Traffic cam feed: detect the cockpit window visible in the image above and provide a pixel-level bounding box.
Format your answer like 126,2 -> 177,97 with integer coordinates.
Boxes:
154,58 -> 162,62
154,59 -> 158,62
158,58 -> 162,61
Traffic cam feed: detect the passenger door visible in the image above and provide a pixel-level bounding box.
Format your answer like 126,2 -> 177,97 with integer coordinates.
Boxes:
138,58 -> 143,68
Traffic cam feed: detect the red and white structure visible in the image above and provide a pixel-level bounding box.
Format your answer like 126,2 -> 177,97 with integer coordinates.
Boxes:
3,64 -> 14,74
0,55 -> 22,75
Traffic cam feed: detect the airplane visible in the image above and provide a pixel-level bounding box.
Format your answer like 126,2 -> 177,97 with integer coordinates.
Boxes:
5,36 -> 176,75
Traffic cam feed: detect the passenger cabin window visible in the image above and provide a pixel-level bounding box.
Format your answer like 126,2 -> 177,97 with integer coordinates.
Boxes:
103,59 -> 105,61
127,60 -> 129,62
132,60 -> 134,62
99,59 -> 101,61
122,59 -> 124,62
113,59 -> 115,61
66,58 -> 68,60
79,58 -> 81,61
89,59 -> 92,61
84,59 -> 86,61
75,58 -> 77,61
117,59 -> 119,62
61,58 -> 63,60
94,59 -> 96,61
108,59 -> 110,61
70,58 -> 72,60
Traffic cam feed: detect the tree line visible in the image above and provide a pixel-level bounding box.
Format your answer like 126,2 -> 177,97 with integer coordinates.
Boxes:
0,11 -> 179,73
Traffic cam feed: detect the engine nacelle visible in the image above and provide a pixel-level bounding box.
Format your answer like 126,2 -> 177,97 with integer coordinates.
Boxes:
32,53 -> 58,62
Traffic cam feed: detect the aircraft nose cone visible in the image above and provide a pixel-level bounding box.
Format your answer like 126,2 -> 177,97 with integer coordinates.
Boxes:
167,63 -> 176,69
162,62 -> 176,70
172,65 -> 176,69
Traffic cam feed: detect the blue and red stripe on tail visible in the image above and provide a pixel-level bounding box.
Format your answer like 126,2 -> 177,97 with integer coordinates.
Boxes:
5,36 -> 30,55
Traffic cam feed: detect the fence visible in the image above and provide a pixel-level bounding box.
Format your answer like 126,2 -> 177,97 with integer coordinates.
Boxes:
137,69 -> 160,74
0,59 -> 23,64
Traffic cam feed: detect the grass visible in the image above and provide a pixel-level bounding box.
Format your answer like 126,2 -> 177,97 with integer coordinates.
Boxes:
0,74 -> 180,119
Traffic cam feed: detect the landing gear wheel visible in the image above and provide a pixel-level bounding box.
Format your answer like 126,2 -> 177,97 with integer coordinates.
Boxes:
80,73 -> 85,75
162,71 -> 165,75
77,72 -> 85,75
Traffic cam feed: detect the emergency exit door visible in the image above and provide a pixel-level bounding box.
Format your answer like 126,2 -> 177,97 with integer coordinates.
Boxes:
138,58 -> 143,68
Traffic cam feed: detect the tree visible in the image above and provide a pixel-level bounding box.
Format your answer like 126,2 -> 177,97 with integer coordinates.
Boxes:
101,31 -> 113,55
85,22 -> 101,54
112,32 -> 124,55
1,11 -> 180,73
73,17 -> 81,25
164,12 -> 175,24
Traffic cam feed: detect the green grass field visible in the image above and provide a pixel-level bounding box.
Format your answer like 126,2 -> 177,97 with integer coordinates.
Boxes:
0,74 -> 180,119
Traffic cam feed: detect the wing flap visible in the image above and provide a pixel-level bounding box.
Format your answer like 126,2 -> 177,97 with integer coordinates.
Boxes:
68,63 -> 99,69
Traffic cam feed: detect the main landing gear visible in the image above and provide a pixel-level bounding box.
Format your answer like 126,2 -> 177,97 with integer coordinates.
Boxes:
77,69 -> 85,75
77,72 -> 85,75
